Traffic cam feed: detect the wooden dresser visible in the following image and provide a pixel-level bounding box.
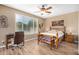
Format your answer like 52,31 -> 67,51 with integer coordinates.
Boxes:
65,33 -> 74,43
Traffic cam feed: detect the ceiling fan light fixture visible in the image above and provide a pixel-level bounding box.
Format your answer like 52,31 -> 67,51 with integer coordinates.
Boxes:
35,4 -> 52,15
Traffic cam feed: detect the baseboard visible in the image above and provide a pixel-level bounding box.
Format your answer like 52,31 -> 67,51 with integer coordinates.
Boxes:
25,37 -> 37,42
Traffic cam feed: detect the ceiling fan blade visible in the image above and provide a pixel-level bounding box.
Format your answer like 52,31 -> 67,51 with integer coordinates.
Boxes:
46,6 -> 52,10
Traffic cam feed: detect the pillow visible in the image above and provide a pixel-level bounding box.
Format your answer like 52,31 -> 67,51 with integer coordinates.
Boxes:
58,31 -> 64,35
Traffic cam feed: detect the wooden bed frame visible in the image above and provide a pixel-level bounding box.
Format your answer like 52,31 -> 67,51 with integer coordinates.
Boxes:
38,26 -> 65,50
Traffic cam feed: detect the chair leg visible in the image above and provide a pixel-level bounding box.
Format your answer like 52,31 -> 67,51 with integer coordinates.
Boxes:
23,41 -> 24,46
6,44 -> 8,49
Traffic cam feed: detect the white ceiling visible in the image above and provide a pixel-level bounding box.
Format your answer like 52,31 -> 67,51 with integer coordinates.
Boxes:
3,4 -> 79,19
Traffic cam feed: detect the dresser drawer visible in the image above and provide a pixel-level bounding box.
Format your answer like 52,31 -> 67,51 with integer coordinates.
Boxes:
65,34 -> 74,43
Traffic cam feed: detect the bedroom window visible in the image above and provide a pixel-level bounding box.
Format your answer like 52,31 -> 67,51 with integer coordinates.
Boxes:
16,14 -> 38,34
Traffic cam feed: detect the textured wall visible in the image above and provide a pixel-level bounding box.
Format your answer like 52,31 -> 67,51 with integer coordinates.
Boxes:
44,12 -> 78,42
78,12 -> 79,40
44,12 -> 78,35
78,12 -> 79,54
0,5 -> 44,42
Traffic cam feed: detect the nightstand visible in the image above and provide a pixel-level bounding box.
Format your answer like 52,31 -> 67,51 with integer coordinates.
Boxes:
65,33 -> 74,43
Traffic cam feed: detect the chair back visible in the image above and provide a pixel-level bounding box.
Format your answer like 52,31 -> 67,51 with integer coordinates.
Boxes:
14,32 -> 24,45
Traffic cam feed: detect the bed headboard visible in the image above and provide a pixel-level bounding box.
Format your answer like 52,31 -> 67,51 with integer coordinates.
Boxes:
50,26 -> 65,32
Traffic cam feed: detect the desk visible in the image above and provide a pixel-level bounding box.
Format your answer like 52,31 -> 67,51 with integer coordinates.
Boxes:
6,34 -> 14,49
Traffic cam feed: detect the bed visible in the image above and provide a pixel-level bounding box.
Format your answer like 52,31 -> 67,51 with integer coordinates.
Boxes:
38,26 -> 65,49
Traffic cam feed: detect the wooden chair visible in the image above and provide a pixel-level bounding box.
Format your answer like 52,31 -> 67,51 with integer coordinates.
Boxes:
6,34 -> 14,49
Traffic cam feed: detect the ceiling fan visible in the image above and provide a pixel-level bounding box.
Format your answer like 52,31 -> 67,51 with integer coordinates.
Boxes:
36,4 -> 52,15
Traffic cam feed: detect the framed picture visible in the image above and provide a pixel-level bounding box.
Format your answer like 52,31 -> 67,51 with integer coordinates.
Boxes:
0,15 -> 8,28
52,20 -> 64,26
